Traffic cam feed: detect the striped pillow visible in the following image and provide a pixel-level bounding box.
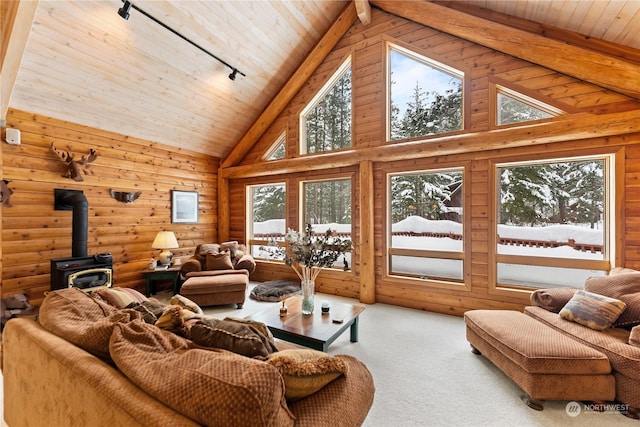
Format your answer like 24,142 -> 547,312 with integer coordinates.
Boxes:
560,290 -> 626,331
93,287 -> 148,309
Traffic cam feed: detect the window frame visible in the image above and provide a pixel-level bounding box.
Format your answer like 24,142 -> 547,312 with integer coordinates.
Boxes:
495,85 -> 563,127
385,164 -> 471,290
246,182 -> 287,261
489,149 -> 622,295
299,56 -> 352,155
299,175 -> 354,272
263,130 -> 287,161
386,42 -> 465,142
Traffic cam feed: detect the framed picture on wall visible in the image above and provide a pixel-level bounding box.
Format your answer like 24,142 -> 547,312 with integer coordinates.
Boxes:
171,190 -> 199,223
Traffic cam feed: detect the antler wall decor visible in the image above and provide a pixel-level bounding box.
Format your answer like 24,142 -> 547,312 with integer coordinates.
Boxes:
0,179 -> 13,207
50,141 -> 98,182
110,189 -> 142,203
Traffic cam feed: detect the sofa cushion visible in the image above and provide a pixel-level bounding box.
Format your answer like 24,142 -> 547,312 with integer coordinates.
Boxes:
560,290 -> 626,331
38,288 -> 140,359
530,288 -> 579,313
525,306 -> 640,381
188,317 -> 278,357
266,349 -> 349,401
109,320 -> 294,427
93,287 -> 148,309
206,252 -> 234,270
585,272 -> 640,328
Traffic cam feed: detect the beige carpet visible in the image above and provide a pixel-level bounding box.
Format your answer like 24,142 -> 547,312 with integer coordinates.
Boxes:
175,283 -> 637,427
2,284 -> 638,426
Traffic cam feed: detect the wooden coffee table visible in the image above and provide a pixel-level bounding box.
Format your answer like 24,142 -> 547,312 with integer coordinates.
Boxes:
246,295 -> 365,352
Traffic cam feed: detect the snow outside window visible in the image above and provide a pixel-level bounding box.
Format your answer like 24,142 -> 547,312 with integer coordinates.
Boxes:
302,178 -> 352,269
496,156 -> 612,289
387,168 -> 464,282
247,183 -> 286,260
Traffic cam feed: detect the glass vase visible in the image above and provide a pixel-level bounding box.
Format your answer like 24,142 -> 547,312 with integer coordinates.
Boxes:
301,279 -> 315,315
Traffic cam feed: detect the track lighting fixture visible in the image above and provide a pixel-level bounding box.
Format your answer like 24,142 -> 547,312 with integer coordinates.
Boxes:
117,0 -> 245,81
117,1 -> 131,20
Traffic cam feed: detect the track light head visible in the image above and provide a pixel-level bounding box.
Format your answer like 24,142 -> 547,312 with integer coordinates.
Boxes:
118,1 -> 131,20
228,69 -> 238,81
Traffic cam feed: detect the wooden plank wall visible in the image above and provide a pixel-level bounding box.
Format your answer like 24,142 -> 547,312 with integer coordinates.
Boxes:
2,108 -> 218,304
228,7 -> 640,315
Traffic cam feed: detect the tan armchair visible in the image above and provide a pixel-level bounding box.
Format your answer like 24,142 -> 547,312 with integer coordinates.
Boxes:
178,242 -> 255,308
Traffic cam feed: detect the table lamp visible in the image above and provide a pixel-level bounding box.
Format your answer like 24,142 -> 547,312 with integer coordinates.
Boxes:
152,231 -> 179,265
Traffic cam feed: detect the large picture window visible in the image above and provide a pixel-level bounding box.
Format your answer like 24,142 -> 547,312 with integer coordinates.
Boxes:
388,44 -> 463,141
387,168 -> 465,282
495,155 -> 612,289
302,178 -> 352,269
247,183 -> 286,260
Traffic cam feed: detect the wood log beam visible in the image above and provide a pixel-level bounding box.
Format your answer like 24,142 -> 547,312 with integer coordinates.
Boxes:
354,0 -> 371,25
1,0 -> 39,122
371,0 -> 640,100
358,160 -> 375,304
221,110 -> 640,179
221,2 -> 358,169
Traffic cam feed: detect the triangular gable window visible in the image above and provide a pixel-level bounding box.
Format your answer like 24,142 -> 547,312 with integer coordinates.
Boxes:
264,131 -> 286,160
388,44 -> 463,141
300,57 -> 352,155
496,86 -> 562,126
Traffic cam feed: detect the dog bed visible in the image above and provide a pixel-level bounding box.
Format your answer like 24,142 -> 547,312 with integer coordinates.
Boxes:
250,280 -> 301,302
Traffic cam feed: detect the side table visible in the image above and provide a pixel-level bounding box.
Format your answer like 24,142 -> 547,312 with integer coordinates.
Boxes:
142,266 -> 182,297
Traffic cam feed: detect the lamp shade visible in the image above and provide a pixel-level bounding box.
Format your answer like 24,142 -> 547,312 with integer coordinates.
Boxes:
152,231 -> 179,265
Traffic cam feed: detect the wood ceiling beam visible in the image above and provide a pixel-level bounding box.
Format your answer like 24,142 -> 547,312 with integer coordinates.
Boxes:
221,2 -> 358,169
220,109 -> 640,179
355,0 -> 371,25
370,0 -> 640,100
1,0 -> 39,123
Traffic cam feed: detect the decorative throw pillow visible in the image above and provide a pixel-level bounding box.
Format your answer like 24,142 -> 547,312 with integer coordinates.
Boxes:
206,251 -> 234,270
265,349 -> 348,401
154,305 -> 203,336
234,254 -> 256,274
198,243 -> 220,257
126,299 -> 167,324
188,317 -> 278,357
170,294 -> 203,314
559,290 -> 627,331
629,325 -> 640,347
93,287 -> 148,309
585,272 -> 640,327
530,288 -> 580,313
109,320 -> 294,427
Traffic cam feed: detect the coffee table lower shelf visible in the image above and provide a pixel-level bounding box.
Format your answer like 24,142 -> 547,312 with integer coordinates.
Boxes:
246,295 -> 365,352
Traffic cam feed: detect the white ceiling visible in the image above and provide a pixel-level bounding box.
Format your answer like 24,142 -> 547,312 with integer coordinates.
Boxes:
6,1 -> 640,159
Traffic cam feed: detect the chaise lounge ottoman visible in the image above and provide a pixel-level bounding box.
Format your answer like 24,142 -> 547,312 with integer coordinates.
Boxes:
464,309 -> 615,409
179,270 -> 248,308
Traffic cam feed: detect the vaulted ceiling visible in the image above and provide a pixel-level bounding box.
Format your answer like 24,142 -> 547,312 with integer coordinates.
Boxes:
3,1 -> 640,159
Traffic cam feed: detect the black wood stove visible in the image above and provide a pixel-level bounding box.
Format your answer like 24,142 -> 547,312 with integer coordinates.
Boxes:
51,189 -> 113,291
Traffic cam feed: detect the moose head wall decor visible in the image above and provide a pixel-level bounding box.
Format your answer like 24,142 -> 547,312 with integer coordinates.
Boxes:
50,142 -> 98,182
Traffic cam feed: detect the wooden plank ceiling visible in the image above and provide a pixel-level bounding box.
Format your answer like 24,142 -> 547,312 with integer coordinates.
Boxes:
3,0 -> 640,159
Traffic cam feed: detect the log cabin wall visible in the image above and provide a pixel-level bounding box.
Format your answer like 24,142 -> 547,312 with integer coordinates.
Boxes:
226,7 -> 640,315
2,108 -> 219,304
